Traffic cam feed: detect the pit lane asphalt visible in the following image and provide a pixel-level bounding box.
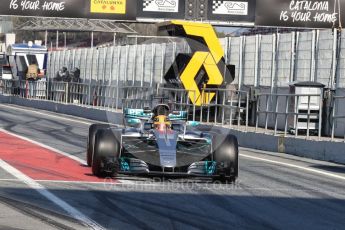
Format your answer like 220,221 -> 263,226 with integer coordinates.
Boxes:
1,103 -> 345,230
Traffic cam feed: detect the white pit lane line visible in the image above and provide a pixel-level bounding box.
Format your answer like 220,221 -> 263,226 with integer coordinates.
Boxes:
0,159 -> 105,230
0,103 -> 108,126
0,128 -> 86,165
240,153 -> 345,181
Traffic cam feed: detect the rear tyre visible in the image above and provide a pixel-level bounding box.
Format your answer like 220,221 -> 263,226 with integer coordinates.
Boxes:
87,124 -> 112,166
212,134 -> 239,183
92,129 -> 121,177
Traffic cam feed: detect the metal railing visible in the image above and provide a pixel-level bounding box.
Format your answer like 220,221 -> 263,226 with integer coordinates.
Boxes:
0,79 -> 15,95
68,82 -> 90,106
122,86 -> 155,109
331,96 -> 345,141
199,88 -> 249,130
48,81 -> 68,103
90,84 -> 119,110
256,93 -> 323,139
156,87 -> 196,121
0,79 -> 50,100
0,79 -> 123,111
3,78 -> 345,141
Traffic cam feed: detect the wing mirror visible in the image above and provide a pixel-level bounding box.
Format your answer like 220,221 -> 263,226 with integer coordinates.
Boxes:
187,121 -> 200,127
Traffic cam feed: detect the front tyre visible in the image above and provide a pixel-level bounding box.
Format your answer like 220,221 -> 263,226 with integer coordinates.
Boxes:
92,129 -> 121,177
212,134 -> 239,183
87,124 -> 112,166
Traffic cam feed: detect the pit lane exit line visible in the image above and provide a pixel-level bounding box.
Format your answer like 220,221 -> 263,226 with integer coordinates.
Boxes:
0,159 -> 105,230
240,154 -> 345,181
0,103 -> 94,125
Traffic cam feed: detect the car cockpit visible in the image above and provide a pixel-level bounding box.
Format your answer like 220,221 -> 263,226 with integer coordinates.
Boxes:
151,104 -> 172,131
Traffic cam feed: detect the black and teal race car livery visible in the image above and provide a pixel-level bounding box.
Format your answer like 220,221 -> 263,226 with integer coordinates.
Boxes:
87,104 -> 238,183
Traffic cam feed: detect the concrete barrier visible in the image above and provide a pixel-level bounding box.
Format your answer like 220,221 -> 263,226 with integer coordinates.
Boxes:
0,95 -> 123,125
1,94 -> 345,165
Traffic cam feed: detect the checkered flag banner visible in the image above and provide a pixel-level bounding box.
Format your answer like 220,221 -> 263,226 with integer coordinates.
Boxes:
213,1 -> 223,10
143,0 -> 155,8
212,1 -> 248,15
143,0 -> 179,12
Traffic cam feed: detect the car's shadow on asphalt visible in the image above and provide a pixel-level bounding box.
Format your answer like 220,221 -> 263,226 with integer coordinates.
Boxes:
2,186 -> 345,230
310,164 -> 345,174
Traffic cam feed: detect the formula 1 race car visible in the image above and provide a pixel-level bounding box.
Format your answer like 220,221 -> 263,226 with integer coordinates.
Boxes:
87,102 -> 239,183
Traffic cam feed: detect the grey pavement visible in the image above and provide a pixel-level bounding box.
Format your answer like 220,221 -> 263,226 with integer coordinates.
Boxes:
0,104 -> 345,230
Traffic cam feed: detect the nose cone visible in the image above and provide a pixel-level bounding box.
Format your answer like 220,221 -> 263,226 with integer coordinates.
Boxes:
154,130 -> 178,167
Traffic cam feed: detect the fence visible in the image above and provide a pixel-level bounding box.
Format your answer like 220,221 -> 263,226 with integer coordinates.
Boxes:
42,29 -> 345,140
256,93 -> 323,139
46,29 -> 345,91
3,79 -> 345,141
156,87 -> 196,121
0,79 -> 143,112
332,95 -> 345,140
199,88 -> 249,129
122,86 -> 155,109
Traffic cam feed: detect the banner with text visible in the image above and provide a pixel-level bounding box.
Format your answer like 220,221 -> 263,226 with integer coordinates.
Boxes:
255,0 -> 339,28
0,0 -> 137,20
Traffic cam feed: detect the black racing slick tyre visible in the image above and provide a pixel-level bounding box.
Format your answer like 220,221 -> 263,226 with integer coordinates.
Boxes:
87,124 -> 112,166
212,134 -> 239,183
92,129 -> 121,177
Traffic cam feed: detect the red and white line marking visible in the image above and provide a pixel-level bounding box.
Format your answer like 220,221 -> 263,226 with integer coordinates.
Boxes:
0,129 -> 107,229
0,130 -> 104,182
0,128 -> 134,184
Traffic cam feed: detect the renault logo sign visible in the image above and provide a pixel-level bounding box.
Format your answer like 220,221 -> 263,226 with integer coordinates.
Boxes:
160,20 -> 234,106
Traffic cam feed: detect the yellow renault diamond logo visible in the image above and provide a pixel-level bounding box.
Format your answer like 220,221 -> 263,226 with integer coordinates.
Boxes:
169,21 -> 225,106
90,0 -> 126,14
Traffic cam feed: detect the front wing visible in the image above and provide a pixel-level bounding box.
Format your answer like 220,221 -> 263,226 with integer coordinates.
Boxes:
117,156 -> 231,179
